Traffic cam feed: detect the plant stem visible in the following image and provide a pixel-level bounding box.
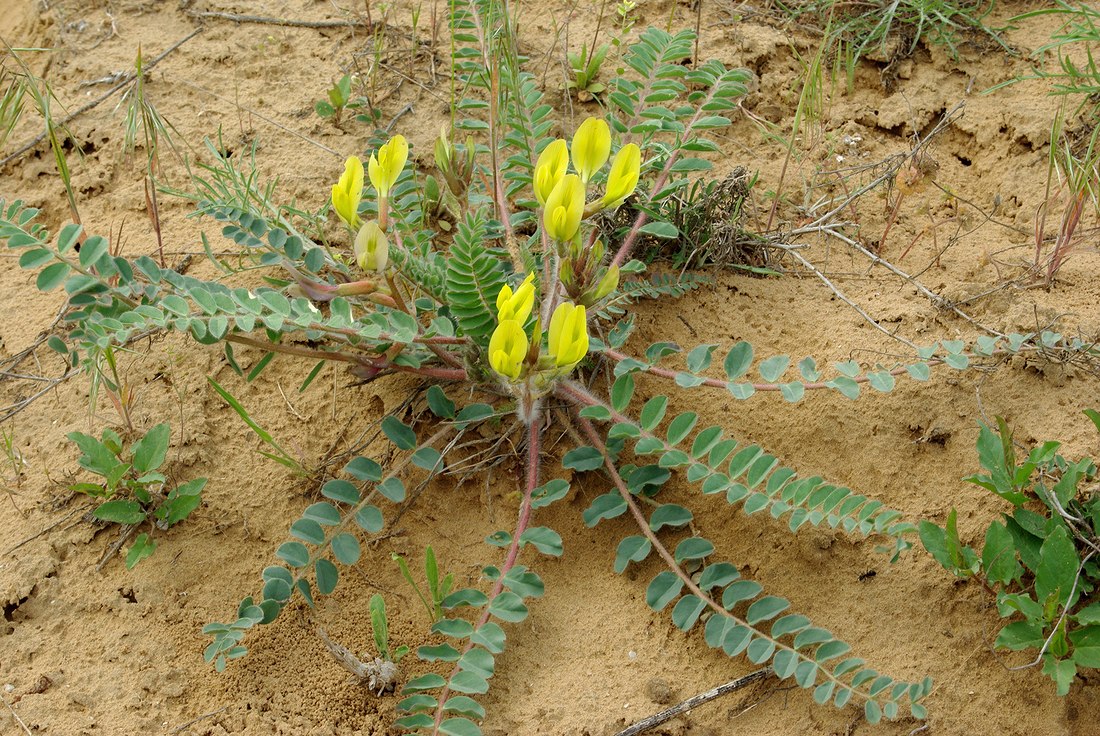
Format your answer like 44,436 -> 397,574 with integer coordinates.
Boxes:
571,410 -> 874,707
429,408 -> 542,734
595,346 -> 944,392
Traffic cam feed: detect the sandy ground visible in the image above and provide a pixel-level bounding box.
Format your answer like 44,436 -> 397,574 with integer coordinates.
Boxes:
1,0 -> 1099,734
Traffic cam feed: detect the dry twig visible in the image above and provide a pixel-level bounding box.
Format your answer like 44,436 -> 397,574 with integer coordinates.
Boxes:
613,668 -> 773,736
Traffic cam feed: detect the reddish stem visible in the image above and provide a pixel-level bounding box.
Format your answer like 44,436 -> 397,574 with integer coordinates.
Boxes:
429,410 -> 542,733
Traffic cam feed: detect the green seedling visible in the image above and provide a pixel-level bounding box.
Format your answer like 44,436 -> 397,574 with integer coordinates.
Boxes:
394,545 -> 455,622
920,412 -> 1100,695
567,42 -> 610,101
315,74 -> 368,127
68,422 -> 207,568
371,593 -> 410,664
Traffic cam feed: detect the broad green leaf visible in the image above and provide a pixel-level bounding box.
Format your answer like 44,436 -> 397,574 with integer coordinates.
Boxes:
381,416 -> 417,450
322,479 -> 360,505
418,644 -> 461,662
403,674 -> 447,692
439,717 -> 483,736
1036,526 -> 1079,607
746,596 -> 789,624
443,696 -> 486,718
722,580 -> 763,609
611,373 -> 635,412
303,502 -> 341,525
426,385 -> 456,418
614,535 -> 652,573
470,623 -> 505,653
519,527 -> 563,556
94,499 -> 146,525
315,558 -> 339,594
488,592 -> 528,622
639,396 -> 668,431
674,537 -> 714,563
649,504 -> 692,531
457,648 -> 494,678
398,694 -> 438,713
125,533 -> 156,568
666,412 -> 698,446
36,262 -> 70,291
723,342 -> 753,380
583,493 -> 627,526
448,671 -> 489,695
645,571 -> 684,611
290,518 -> 325,545
746,637 -> 775,664
995,621 -> 1045,650
377,477 -> 406,502
345,456 -> 383,481
1070,625 -> 1100,667
758,355 -> 790,382
354,505 -> 383,533
531,479 -> 570,509
443,589 -> 489,609
563,447 -> 604,471
982,520 -> 1021,586
331,533 -> 361,564
276,541 -> 309,568
698,562 -> 739,590
1043,656 -> 1076,696
671,594 -> 706,631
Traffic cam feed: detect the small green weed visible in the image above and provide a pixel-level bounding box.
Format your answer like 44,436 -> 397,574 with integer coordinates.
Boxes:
567,42 -> 610,101
920,413 -> 1100,695
315,74 -> 375,127
394,545 -> 456,623
68,422 -> 207,568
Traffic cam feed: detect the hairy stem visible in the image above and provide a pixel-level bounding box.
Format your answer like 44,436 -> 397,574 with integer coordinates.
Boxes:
571,410 -> 876,706
430,407 -> 542,733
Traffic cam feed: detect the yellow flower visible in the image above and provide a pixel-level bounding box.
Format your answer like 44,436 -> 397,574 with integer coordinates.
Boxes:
496,272 -> 536,324
543,174 -> 585,243
533,139 -> 568,205
331,156 -> 364,228
368,134 -> 409,197
571,117 -> 611,184
489,319 -> 529,381
547,301 -> 589,368
354,220 -> 390,272
601,144 -> 641,209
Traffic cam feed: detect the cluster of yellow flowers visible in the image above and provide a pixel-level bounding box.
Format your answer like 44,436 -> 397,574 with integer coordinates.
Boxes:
487,274 -> 589,383
330,135 -> 409,273
330,118 -> 636,388
487,117 -> 642,385
535,117 -> 641,243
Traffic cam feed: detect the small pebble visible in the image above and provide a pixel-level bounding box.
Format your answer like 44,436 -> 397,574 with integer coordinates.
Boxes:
646,677 -> 673,705
627,650 -> 636,660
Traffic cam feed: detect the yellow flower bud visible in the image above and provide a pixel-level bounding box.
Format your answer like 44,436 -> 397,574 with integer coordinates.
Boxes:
571,117 -> 611,184
331,156 -> 364,228
601,143 -> 641,209
533,139 -> 568,205
489,319 -> 529,381
368,134 -> 409,198
354,220 -> 390,272
547,301 -> 589,369
496,272 -> 536,324
543,174 -> 585,243
593,265 -> 619,301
